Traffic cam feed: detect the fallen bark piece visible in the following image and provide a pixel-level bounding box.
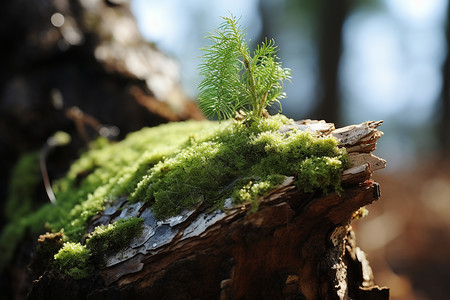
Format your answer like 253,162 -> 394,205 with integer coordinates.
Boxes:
348,153 -> 387,171
331,121 -> 383,148
28,120 -> 388,299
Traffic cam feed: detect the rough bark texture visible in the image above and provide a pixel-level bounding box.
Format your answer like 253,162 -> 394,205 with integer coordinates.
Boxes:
26,120 -> 389,300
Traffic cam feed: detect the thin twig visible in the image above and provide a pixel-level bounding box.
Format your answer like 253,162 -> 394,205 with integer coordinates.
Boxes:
39,132 -> 71,205
40,143 -> 57,205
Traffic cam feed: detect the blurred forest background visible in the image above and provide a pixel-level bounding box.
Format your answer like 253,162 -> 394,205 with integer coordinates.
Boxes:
132,0 -> 450,167
131,1 -> 450,298
1,0 -> 450,299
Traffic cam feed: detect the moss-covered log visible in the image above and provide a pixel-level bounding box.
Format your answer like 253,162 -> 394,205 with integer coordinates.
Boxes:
20,119 -> 389,299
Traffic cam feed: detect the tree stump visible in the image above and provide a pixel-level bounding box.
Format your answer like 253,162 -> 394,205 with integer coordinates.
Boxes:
27,120 -> 389,300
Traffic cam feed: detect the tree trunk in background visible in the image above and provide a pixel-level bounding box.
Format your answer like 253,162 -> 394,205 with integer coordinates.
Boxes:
440,0 -> 450,154
0,0 -> 202,233
311,0 -> 350,127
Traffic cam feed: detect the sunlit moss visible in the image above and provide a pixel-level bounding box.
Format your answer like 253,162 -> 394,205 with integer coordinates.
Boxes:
133,115 -> 347,218
232,175 -> 286,211
48,120 -> 222,240
1,115 -> 348,274
54,242 -> 92,280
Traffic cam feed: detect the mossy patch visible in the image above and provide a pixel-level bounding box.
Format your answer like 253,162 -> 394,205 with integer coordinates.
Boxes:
131,115 -> 347,218
86,217 -> 144,260
52,217 -> 143,279
51,120 -> 222,240
1,115 -> 348,277
54,242 -> 92,280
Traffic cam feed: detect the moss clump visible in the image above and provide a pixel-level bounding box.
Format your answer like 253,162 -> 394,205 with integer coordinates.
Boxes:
131,114 -> 347,218
54,242 -> 92,280
1,115 -> 348,275
52,217 -> 143,279
86,217 -> 144,260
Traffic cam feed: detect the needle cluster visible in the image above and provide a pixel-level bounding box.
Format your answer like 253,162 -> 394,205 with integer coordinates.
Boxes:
198,15 -> 291,122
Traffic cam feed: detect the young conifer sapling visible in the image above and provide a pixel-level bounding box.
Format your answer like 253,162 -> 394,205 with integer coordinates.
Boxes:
198,15 -> 291,122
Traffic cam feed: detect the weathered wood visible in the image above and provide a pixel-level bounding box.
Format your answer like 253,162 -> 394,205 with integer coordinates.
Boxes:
27,120 -> 389,299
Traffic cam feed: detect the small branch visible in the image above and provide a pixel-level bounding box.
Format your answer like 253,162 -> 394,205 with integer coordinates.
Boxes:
258,92 -> 268,118
40,143 -> 56,205
39,132 -> 71,205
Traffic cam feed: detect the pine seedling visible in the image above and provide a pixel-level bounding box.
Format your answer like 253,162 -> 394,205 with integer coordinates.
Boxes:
198,15 -> 291,122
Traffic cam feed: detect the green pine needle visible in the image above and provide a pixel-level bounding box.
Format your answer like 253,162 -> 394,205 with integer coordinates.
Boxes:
198,15 -> 291,122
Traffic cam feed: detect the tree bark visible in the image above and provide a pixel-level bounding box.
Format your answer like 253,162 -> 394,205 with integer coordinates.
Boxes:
27,120 -> 389,300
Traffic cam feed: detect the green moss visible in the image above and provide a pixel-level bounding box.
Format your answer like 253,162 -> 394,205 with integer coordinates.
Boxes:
232,175 -> 286,211
132,115 -> 347,218
1,115 -> 348,274
5,152 -> 41,221
86,217 -> 144,259
51,218 -> 143,279
50,120 -> 221,240
54,242 -> 92,280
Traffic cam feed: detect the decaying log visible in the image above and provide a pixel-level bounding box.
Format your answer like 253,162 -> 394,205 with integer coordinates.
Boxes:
28,120 -> 389,300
